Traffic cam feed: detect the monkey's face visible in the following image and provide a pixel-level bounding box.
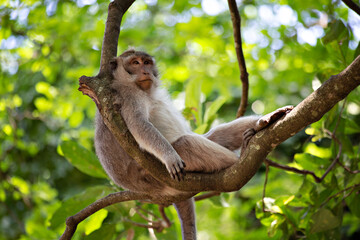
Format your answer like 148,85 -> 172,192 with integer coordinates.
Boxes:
111,51 -> 159,91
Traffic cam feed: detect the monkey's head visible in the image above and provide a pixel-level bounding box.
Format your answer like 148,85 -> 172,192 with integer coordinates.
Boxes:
110,49 -> 159,91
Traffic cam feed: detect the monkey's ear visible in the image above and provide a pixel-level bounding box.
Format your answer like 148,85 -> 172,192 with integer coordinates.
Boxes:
109,58 -> 118,71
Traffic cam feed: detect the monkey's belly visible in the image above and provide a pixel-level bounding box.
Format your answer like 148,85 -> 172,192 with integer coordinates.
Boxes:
98,143 -> 167,193
95,113 -> 168,194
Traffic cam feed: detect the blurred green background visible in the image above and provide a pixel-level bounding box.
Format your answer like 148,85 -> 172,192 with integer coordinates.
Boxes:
1,0 -> 360,239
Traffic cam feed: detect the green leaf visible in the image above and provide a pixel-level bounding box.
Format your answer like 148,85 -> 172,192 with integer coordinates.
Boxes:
84,223 -> 116,240
83,209 -> 108,235
322,19 -> 346,45
60,140 -> 107,179
294,153 -> 329,172
310,208 -> 341,233
345,186 -> 360,218
185,78 -> 202,126
354,41 -> 360,60
50,185 -> 114,229
203,96 -> 227,124
193,123 -> 208,134
344,118 -> 360,134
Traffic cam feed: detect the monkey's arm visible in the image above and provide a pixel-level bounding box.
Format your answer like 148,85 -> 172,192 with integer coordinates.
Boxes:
120,97 -> 186,181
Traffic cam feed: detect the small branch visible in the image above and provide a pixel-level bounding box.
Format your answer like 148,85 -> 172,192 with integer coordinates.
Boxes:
261,162 -> 300,235
158,205 -> 172,228
194,191 -> 221,201
342,0 -> 360,16
60,191 -> 149,240
332,99 -> 347,135
337,161 -> 360,174
265,158 -> 322,183
262,161 -> 270,212
320,183 -> 360,207
227,0 -> 249,118
319,129 -> 342,181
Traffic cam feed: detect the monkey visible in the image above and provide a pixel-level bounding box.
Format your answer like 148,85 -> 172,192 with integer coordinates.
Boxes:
94,49 -> 293,239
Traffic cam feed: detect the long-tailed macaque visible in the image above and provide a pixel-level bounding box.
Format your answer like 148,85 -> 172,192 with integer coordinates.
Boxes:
94,49 -> 293,240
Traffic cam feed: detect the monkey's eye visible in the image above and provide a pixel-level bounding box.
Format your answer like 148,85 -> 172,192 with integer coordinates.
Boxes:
144,60 -> 151,65
132,60 -> 140,65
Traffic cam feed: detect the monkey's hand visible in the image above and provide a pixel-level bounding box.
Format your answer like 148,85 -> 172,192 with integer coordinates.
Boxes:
165,155 -> 186,181
255,105 -> 294,132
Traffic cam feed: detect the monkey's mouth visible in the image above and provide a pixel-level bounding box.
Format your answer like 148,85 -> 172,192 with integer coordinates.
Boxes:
138,78 -> 152,83
137,79 -> 153,85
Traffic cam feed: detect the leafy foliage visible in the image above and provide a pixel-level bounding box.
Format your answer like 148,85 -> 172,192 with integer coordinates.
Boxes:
0,0 -> 359,239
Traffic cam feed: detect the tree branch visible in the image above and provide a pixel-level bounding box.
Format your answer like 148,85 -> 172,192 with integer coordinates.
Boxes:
71,0 -> 360,237
99,0 -> 135,75
265,158 -> 322,183
227,0 -> 249,118
78,0 -> 360,206
60,191 -> 148,240
342,0 -> 360,16
80,51 -> 360,193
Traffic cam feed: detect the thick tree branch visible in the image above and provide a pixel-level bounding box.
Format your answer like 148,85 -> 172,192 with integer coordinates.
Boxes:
99,0 -> 135,75
342,0 -> 360,16
71,0 -> 360,238
78,0 -> 360,215
227,0 -> 249,118
80,54 -> 360,193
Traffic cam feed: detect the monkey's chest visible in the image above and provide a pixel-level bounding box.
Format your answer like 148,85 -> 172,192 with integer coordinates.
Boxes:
149,104 -> 191,143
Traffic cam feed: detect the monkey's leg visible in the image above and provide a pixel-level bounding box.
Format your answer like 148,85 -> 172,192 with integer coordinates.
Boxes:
173,198 -> 197,240
172,134 -> 238,172
204,116 -> 259,151
204,106 -> 294,151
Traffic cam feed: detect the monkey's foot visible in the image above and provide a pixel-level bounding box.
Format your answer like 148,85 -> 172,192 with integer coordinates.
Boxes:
255,105 -> 293,132
242,128 -> 256,150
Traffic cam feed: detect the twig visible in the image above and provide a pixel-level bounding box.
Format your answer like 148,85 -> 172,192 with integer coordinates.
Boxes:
158,205 -> 172,228
261,162 -> 300,236
332,99 -> 347,135
337,161 -> 360,174
265,158 -> 322,183
262,161 -> 270,212
227,0 -> 249,118
194,191 -> 221,201
124,205 -> 172,233
342,0 -> 360,16
134,206 -> 160,222
320,183 -> 360,207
